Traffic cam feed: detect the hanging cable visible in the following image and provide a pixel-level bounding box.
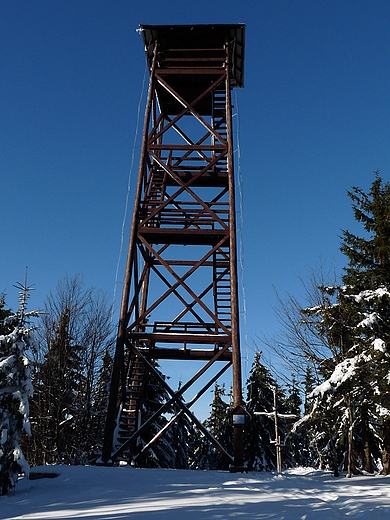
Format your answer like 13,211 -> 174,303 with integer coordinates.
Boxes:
234,88 -> 249,379
111,63 -> 147,324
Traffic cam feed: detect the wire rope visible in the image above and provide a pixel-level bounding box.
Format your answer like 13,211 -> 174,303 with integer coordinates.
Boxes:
234,88 -> 249,380
111,63 -> 147,324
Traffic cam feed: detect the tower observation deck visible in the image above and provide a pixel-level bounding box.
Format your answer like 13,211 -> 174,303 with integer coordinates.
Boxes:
102,24 -> 246,469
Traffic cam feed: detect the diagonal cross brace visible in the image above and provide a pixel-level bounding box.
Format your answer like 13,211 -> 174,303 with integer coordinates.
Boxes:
132,235 -> 230,334
152,73 -> 227,145
130,240 -> 229,332
110,340 -> 234,464
140,151 -> 227,229
133,360 -> 233,464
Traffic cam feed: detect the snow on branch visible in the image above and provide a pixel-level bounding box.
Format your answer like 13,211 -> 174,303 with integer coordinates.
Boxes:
346,286 -> 390,303
357,312 -> 380,329
373,338 -> 386,353
308,355 -> 360,399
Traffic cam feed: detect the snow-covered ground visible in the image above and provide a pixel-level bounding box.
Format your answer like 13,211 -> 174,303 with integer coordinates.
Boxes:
2,465 -> 390,519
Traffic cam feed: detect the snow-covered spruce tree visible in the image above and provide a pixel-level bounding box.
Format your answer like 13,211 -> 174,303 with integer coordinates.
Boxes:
0,283 -> 38,495
299,364 -> 319,466
90,348 -> 113,458
189,425 -> 214,470
340,172 -> 390,474
298,175 -> 390,477
283,374 -> 304,466
301,283 -> 373,477
284,284 -> 351,476
202,382 -> 233,470
244,352 -> 278,471
284,365 -> 317,468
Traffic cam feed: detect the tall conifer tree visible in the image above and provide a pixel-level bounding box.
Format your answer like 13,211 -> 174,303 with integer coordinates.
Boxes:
340,172 -> 390,474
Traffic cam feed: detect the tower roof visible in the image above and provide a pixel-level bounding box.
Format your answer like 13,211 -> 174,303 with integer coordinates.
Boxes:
139,24 -> 245,88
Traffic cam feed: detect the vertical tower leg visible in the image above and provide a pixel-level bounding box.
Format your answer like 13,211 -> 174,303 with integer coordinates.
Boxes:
102,43 -> 158,463
226,42 -> 243,469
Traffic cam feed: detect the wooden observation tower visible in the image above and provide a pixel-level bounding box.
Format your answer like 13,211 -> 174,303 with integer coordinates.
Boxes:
102,24 -> 246,469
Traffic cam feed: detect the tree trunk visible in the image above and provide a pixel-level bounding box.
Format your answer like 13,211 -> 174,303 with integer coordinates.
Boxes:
314,437 -> 323,469
347,399 -> 355,478
347,427 -> 353,478
361,405 -> 373,473
327,425 -> 339,477
381,417 -> 390,475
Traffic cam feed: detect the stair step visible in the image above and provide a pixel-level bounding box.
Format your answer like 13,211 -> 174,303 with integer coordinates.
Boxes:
114,355 -> 146,457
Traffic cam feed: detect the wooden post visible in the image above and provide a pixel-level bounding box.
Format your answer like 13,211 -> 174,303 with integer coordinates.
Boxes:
226,38 -> 243,471
255,385 -> 297,474
273,387 -> 282,474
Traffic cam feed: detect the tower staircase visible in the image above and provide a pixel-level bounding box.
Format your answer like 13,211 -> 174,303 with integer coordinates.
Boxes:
212,89 -> 227,176
113,353 -> 146,458
143,167 -> 165,227
214,245 -> 231,333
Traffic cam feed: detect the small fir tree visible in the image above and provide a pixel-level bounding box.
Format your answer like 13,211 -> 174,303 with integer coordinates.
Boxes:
203,383 -> 233,470
298,364 -> 318,467
91,349 -> 113,452
283,374 -> 303,466
190,426 -> 214,470
0,281 -> 37,495
169,392 -> 198,469
244,352 -> 277,471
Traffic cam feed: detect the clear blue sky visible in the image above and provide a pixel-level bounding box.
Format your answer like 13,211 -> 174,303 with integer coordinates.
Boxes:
2,1 -> 390,390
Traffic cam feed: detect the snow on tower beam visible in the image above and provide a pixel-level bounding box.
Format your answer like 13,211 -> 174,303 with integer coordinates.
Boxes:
102,24 -> 246,469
